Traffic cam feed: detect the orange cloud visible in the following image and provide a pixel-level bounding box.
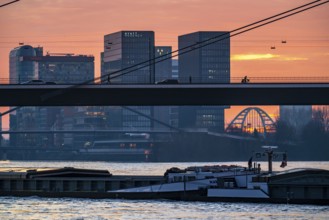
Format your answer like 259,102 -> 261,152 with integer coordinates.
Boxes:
231,54 -> 308,61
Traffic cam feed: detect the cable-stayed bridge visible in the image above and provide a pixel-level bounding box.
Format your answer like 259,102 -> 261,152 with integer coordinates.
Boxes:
0,83 -> 328,106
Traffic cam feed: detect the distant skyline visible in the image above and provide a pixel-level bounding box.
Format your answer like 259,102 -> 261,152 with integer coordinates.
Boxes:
0,0 -> 328,129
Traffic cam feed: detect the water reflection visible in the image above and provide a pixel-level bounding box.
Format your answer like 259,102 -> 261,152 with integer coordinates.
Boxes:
1,196 -> 329,220
0,161 -> 328,219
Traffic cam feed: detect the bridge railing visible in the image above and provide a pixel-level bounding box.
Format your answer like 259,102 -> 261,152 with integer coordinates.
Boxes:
230,76 -> 329,83
1,76 -> 329,84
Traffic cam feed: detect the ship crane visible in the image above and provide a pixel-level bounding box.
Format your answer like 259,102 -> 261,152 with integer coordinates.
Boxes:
253,146 -> 287,174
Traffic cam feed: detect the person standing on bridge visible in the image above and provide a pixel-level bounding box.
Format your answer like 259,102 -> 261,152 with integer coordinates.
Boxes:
107,75 -> 111,84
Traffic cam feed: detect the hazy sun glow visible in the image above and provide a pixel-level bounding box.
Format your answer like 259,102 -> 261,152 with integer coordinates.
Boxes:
231,54 -> 280,61
0,0 -> 328,129
231,54 -> 309,61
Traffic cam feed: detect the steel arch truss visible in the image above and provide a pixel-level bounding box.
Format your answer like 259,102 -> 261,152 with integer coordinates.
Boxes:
226,107 -> 275,136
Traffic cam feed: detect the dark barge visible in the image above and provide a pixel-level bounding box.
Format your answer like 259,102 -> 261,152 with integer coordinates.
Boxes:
0,166 -> 328,205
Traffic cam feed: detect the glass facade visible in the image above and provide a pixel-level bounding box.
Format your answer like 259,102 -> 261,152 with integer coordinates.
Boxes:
178,31 -> 230,83
155,46 -> 172,82
103,31 -> 156,130
172,59 -> 179,79
153,46 -> 173,130
9,45 -> 38,84
103,31 -> 155,84
9,45 -> 98,147
178,31 -> 230,132
37,56 -> 94,83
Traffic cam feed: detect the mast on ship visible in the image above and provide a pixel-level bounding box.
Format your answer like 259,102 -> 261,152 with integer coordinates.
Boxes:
254,146 -> 288,174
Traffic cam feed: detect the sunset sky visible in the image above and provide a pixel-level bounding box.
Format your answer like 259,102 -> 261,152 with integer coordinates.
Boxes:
0,0 -> 328,129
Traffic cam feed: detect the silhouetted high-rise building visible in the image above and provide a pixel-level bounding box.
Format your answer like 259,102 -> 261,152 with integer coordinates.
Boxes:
179,31 -> 230,83
9,45 -> 38,84
153,46 -> 173,130
9,45 -> 98,147
172,59 -> 179,79
37,53 -> 94,83
169,59 -> 179,128
155,46 -> 172,82
103,31 -> 155,83
9,45 -> 39,146
178,31 -> 230,132
103,31 -> 155,130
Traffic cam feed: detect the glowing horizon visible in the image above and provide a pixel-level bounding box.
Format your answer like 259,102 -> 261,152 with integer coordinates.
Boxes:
0,0 -> 328,129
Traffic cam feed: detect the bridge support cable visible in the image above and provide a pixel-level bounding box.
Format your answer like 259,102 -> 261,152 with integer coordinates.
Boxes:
0,0 -> 19,8
0,106 -> 21,117
39,1 -> 329,103
107,0 -> 328,81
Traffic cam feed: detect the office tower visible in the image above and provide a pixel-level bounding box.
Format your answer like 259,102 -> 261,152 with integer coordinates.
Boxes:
9,45 -> 39,146
37,52 -> 94,83
178,31 -> 230,132
153,46 -> 173,130
9,45 -> 98,147
103,31 -> 155,83
172,59 -> 179,79
37,51 -> 96,147
9,45 -> 38,84
103,31 -> 155,130
155,46 -> 172,82
169,59 -> 179,128
178,31 -> 230,83
10,46 -> 94,84
100,52 -> 105,78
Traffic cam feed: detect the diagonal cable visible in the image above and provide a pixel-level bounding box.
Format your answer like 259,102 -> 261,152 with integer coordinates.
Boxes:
40,0 -> 329,101
109,0 -> 329,81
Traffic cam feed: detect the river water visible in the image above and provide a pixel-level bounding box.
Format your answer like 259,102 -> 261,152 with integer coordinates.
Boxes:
0,161 -> 328,220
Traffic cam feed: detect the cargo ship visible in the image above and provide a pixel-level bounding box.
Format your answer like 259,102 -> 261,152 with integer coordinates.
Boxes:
0,146 -> 328,204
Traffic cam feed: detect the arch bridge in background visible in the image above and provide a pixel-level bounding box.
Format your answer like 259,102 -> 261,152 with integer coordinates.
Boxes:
226,107 -> 275,137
